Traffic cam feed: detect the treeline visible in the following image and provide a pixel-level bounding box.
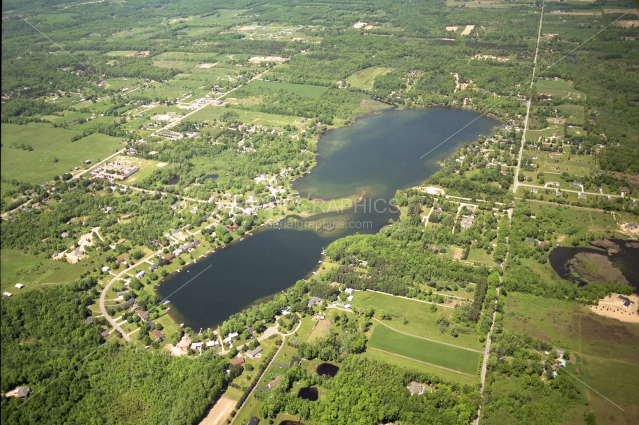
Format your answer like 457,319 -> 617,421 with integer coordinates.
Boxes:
599,146 -> 639,174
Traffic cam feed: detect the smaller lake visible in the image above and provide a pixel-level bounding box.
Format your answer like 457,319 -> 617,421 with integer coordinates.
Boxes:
297,387 -> 318,401
548,240 -> 639,289
203,173 -> 219,181
316,363 -> 339,377
167,176 -> 180,186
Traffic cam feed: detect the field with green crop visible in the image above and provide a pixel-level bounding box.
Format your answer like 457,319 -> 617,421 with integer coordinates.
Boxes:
367,324 -> 481,375
534,79 -> 585,100
350,291 -> 484,350
247,80 -> 328,97
1,124 -> 124,184
347,66 -> 394,90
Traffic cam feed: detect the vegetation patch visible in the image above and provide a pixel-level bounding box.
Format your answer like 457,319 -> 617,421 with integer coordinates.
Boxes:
347,67 -> 394,90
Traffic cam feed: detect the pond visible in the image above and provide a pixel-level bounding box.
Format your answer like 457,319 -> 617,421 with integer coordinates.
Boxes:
279,421 -> 306,425
156,107 -> 500,328
548,239 -> 639,289
203,173 -> 219,181
297,387 -> 318,401
316,363 -> 339,377
167,176 -> 180,186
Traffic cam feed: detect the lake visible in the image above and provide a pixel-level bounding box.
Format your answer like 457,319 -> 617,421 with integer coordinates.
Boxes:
156,107 -> 500,329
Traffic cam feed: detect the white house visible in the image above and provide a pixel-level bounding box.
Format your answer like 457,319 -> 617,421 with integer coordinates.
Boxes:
3,292 -> 12,297
173,248 -> 183,256
102,266 -> 110,272
135,271 -> 145,279
15,283 -> 25,289
206,340 -> 219,347
345,288 -> 354,294
280,306 -> 291,315
190,342 -> 203,350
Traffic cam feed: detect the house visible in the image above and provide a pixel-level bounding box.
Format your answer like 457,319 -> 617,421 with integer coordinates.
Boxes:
149,263 -> 159,271
138,311 -> 149,322
154,330 -> 165,340
578,194 -> 587,200
408,381 -> 424,396
14,386 -> 32,399
621,187 -> 629,194
268,375 -> 283,389
148,321 -> 156,330
190,342 -> 203,351
61,232 -> 69,239
206,340 -> 220,347
345,288 -> 354,294
173,248 -> 183,256
102,266 -> 110,272
280,306 -> 291,315
15,283 -> 25,289
164,255 -> 175,262
247,417 -> 260,425
135,270 -> 145,279
246,347 -> 263,358
308,296 -> 322,307
558,359 -> 566,368
117,290 -> 129,298
624,223 -> 638,230
116,257 -> 126,264
247,326 -> 254,335
101,330 -> 110,338
230,357 -> 245,366
331,282 -> 341,287
531,188 -> 538,194
86,316 -> 93,325
3,292 -> 12,297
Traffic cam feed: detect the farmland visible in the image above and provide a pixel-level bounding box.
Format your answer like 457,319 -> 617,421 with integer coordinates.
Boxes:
347,66 -> 394,90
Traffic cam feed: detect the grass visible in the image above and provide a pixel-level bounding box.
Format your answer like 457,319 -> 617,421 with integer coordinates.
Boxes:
1,124 -> 124,184
534,79 -> 585,100
347,66 -> 394,90
246,80 -> 328,97
350,291 -> 484,350
0,249 -> 94,294
466,247 -> 497,265
368,325 -> 480,375
360,349 -> 476,385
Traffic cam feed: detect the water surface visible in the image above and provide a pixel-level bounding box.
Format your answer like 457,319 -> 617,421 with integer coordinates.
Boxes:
157,107 -> 500,328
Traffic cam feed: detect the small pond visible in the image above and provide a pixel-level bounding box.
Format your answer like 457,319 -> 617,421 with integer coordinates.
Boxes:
203,173 -> 219,181
279,421 -> 306,425
297,387 -> 318,401
167,176 -> 180,186
316,363 -> 339,377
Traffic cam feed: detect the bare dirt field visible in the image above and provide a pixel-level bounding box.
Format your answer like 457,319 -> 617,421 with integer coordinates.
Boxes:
196,63 -> 218,68
616,20 -> 639,28
238,25 -> 257,31
353,22 -> 366,29
589,294 -> 639,324
199,397 -> 237,425
461,25 -> 475,36
446,26 -> 458,32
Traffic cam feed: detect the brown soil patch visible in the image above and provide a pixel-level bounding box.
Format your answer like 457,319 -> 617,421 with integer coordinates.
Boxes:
199,397 -> 237,425
616,20 -> 639,28
460,25 -> 475,36
238,25 -> 257,31
446,26 -> 458,32
567,252 -> 628,284
589,294 -> 639,324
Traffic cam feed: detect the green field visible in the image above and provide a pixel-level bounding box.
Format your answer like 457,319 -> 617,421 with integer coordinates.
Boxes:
350,291 -> 484,350
360,349 -> 476,385
1,124 -> 123,184
367,324 -> 481,375
347,66 -> 394,90
0,249 -> 93,293
247,80 -> 328,97
534,78 -> 585,100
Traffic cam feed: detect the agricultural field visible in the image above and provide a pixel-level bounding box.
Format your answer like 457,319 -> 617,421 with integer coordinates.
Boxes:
347,66 -> 394,90
367,324 -> 481,376
534,78 -> 585,100
246,80 -> 328,97
0,124 -> 124,184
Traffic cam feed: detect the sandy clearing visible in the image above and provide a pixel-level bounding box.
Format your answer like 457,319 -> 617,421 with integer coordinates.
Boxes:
446,26 -> 458,32
616,20 -> 639,28
157,162 -> 168,167
197,63 -> 218,68
461,25 -> 475,36
589,294 -> 639,324
248,56 -> 287,63
364,25 -> 374,29
238,25 -> 257,31
199,397 -> 237,425
353,22 -> 366,29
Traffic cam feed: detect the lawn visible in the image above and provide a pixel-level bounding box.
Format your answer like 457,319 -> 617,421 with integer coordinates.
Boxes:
1,124 -> 124,184
246,80 -> 328,97
350,291 -> 483,351
534,79 -> 585,100
368,325 -> 481,375
347,66 -> 394,90
466,247 -> 497,266
359,349 -> 476,385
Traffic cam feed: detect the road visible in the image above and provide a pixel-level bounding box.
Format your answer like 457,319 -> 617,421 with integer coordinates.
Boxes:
98,247 -> 165,341
513,2 -> 544,194
229,319 -> 302,424
474,287 -> 500,425
153,70 -> 268,136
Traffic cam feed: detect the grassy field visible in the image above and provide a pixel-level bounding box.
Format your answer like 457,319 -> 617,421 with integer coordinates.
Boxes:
556,104 -> 585,125
368,325 -> 481,375
247,80 -> 328,97
1,124 -> 124,184
360,349 -> 476,385
466,247 -> 497,266
534,79 -> 585,100
350,291 -> 484,350
0,249 -> 93,294
503,292 -> 639,424
347,66 -> 394,90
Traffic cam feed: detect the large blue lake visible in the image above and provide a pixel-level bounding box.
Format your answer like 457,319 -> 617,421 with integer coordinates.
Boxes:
157,107 -> 500,329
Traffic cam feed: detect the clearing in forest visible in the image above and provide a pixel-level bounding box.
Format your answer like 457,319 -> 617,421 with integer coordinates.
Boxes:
347,66 -> 394,90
